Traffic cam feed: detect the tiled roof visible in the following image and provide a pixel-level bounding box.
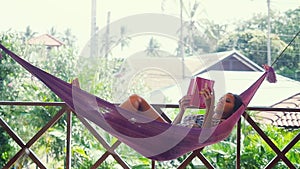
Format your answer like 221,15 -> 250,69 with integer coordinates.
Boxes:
254,93 -> 300,128
28,34 -> 64,47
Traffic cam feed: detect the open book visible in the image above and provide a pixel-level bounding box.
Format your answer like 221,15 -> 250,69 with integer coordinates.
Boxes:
187,77 -> 215,108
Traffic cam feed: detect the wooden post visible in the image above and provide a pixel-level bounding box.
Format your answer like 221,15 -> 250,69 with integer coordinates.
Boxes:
66,110 -> 72,169
236,118 -> 241,169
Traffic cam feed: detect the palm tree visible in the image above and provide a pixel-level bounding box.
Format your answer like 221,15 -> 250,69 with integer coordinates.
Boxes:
23,26 -> 37,42
99,34 -> 116,57
48,27 -> 57,36
117,26 -> 131,51
145,37 -> 161,56
61,28 -> 77,46
161,0 -> 217,54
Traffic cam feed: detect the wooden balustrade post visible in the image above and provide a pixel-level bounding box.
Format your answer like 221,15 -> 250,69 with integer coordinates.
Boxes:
236,118 -> 241,169
66,110 -> 72,169
151,160 -> 155,169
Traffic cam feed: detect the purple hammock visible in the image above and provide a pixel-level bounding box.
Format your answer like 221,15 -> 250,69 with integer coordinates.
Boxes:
0,43 -> 276,161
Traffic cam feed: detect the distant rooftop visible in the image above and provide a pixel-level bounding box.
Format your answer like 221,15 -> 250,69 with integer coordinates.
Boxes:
28,34 -> 64,47
119,50 -> 264,81
255,93 -> 300,128
114,50 -> 264,99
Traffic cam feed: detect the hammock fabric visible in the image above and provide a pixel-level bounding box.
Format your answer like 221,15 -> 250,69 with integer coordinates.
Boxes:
0,43 -> 275,161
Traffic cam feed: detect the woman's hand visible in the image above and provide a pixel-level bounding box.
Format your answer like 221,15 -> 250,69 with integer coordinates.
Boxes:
200,85 -> 216,128
200,84 -> 215,109
178,95 -> 191,112
173,95 -> 191,124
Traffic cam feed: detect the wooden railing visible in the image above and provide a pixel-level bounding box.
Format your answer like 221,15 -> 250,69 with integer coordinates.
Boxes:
0,101 -> 299,169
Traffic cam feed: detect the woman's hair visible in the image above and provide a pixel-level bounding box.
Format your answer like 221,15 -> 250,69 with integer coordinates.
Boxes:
232,94 -> 243,113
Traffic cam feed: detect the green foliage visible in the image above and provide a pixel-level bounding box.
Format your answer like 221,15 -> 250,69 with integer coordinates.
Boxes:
230,7 -> 300,81
0,32 -> 26,168
75,54 -> 124,102
202,118 -> 300,169
240,123 -> 300,169
235,7 -> 300,44
0,30 -> 83,168
271,8 -> 300,44
0,32 -> 24,100
0,128 -> 10,167
216,29 -> 286,66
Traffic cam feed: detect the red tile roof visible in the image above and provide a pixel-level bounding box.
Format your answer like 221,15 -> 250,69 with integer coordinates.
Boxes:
28,34 -> 64,47
255,93 -> 300,128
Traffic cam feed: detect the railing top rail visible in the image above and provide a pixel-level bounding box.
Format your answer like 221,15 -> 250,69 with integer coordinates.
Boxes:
0,101 -> 66,106
0,101 -> 299,112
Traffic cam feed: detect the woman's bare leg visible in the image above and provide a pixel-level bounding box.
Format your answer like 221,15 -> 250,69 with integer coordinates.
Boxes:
119,94 -> 167,123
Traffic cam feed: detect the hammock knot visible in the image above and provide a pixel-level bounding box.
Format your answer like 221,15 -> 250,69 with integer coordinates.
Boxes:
266,66 -> 277,83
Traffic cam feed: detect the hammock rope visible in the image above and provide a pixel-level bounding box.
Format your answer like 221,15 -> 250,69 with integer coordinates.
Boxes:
0,43 -> 275,161
271,30 -> 300,67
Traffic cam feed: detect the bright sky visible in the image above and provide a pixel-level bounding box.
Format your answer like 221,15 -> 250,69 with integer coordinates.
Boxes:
0,0 -> 299,51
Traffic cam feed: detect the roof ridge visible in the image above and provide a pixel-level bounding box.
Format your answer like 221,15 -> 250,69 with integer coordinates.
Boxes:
44,34 -> 64,45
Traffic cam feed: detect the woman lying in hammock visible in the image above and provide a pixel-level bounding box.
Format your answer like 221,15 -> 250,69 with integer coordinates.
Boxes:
119,87 -> 243,128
